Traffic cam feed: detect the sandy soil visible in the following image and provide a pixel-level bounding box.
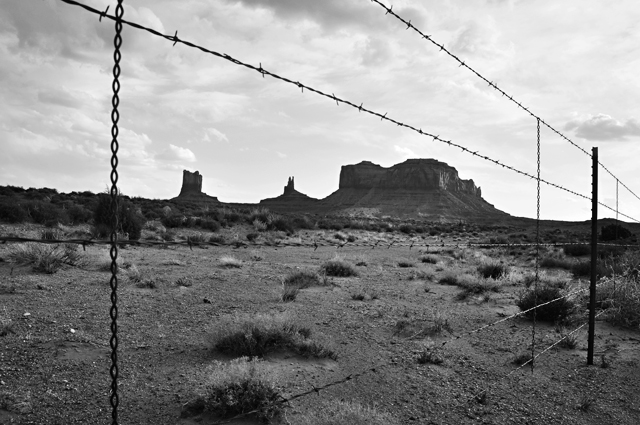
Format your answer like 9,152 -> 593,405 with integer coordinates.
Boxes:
1,224 -> 639,424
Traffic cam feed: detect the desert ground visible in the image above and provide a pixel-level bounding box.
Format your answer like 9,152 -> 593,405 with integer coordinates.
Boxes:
1,221 -> 639,424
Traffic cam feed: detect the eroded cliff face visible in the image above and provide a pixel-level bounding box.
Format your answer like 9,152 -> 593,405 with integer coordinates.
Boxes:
179,170 -> 203,196
338,159 -> 482,197
323,159 -> 506,220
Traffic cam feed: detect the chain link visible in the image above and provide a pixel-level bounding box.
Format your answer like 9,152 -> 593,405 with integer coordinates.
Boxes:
531,118 -> 541,373
109,1 -> 124,423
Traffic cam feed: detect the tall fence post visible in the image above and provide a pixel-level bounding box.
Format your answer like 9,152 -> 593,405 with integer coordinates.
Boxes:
587,147 -> 598,365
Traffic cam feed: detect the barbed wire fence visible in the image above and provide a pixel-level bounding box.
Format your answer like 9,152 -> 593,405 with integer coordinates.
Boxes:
0,0 -> 637,423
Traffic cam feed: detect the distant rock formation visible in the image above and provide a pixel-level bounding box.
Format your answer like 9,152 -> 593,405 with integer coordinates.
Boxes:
284,177 -> 295,195
179,170 -> 203,196
260,176 -> 318,210
174,170 -> 219,202
321,159 -> 507,220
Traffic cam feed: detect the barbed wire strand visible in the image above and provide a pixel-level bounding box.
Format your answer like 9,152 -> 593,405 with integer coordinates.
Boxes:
2,235 -> 640,251
370,0 -> 640,206
463,309 -> 607,407
56,0 -> 639,224
108,1 -> 123,423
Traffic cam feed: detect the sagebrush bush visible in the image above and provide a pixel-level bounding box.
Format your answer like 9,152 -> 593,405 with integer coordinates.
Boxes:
93,194 -> 143,240
600,223 -> 633,241
196,358 -> 282,422
477,262 -> 509,279
283,270 -> 327,289
7,243 -> 82,274
321,258 -> 358,277
420,254 -> 439,264
210,313 -> 336,359
516,285 -> 574,323
0,201 -> 27,223
563,244 -> 591,257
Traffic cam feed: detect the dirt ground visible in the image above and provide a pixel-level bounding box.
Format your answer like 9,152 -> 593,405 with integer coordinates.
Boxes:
1,223 -> 639,424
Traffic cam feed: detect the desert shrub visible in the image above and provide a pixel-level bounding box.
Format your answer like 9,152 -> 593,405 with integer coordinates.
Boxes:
516,285 -> 574,322
399,224 -> 414,234
0,201 -> 27,223
563,244 -> 591,257
571,260 -> 608,278
209,234 -> 225,244
246,232 -> 259,242
67,204 -> 92,224
294,400 -> 400,425
93,194 -> 143,240
162,214 -> 185,228
283,270 -> 328,289
320,258 -> 358,277
477,262 -> 509,279
420,254 -> 439,264
346,234 -> 357,243
334,232 -> 346,241
7,243 -> 82,274
601,223 -> 633,241
540,256 -> 573,270
0,307 -> 14,337
596,276 -> 640,327
210,313 -> 336,359
351,292 -> 366,301
270,217 -> 294,234
200,219 -> 221,232
195,358 -> 282,423
281,283 -> 299,302
397,261 -> 414,268
417,349 -> 443,365
438,271 -> 461,285
292,215 -> 314,230
219,255 -> 242,268
23,201 -> 69,226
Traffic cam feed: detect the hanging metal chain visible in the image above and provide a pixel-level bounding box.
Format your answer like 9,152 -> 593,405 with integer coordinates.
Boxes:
109,1 -> 124,424
531,118 -> 541,373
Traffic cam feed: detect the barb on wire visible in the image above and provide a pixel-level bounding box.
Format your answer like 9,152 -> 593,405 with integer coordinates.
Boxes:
369,0 -> 640,207
55,0 -> 640,222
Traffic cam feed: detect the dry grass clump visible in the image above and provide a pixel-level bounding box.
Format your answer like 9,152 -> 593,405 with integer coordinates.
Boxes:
210,313 -> 336,359
516,285 -> 574,323
320,258 -> 358,277
294,400 -> 400,425
420,254 -> 439,264
280,270 -> 333,302
540,256 -> 573,270
219,255 -> 242,268
397,260 -> 414,268
350,289 -> 379,301
417,349 -> 444,365
477,262 -> 510,279
183,357 -> 282,423
7,243 -> 83,274
596,275 -> 640,327
209,234 -> 226,244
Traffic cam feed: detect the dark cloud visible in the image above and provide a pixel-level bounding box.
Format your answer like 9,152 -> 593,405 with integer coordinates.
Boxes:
565,114 -> 640,141
228,0 -> 425,32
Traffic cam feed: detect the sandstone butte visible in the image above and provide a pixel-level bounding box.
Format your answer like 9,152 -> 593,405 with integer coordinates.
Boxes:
176,159 -> 510,221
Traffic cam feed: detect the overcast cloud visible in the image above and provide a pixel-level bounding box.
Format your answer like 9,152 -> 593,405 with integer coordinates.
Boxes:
1,0 -> 639,221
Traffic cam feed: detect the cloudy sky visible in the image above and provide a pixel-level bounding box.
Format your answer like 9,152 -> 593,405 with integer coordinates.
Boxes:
1,0 -> 639,221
